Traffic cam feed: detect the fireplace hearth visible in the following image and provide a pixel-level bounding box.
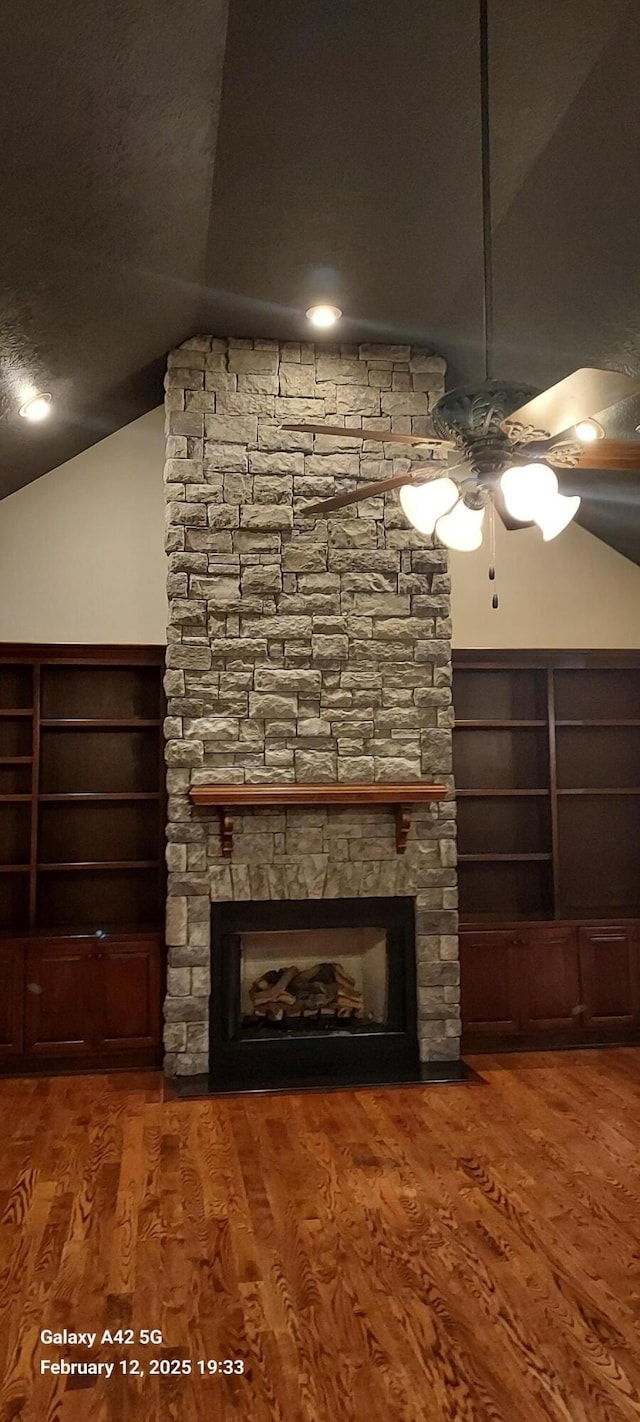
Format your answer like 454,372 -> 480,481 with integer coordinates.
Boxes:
210,898 -> 419,1088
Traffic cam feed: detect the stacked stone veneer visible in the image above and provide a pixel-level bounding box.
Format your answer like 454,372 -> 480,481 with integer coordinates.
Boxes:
163,336 -> 459,1076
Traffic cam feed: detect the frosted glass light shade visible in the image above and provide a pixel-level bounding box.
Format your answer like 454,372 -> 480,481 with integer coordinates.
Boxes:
500,462 -> 558,523
435,499 -> 485,551
399,477 -> 458,534
536,493 -> 581,541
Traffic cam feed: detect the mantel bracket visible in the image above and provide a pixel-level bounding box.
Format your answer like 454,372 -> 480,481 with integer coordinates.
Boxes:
394,804 -> 412,855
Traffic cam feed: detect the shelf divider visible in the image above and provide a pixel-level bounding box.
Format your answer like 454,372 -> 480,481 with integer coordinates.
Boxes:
547,667 -> 560,917
29,664 -> 41,930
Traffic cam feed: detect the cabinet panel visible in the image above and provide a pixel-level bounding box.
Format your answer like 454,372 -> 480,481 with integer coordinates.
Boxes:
520,928 -> 581,1033
460,932 -> 522,1035
98,941 -> 162,1051
579,928 -> 639,1028
0,944 -> 24,1055
24,941 -> 98,1055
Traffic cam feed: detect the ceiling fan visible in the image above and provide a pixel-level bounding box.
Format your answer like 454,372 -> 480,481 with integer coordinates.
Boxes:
282,0 -> 640,555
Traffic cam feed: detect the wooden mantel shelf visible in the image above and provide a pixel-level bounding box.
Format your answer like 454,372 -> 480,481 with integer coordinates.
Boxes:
189,783 -> 447,857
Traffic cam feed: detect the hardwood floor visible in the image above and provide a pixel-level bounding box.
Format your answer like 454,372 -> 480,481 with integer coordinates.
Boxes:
2,1053 -> 640,1420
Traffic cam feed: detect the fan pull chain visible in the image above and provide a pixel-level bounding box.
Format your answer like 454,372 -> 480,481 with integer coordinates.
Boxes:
488,498 -> 499,609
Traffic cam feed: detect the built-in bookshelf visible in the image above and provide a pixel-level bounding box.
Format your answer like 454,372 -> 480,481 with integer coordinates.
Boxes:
0,647 -> 165,933
453,653 -> 640,921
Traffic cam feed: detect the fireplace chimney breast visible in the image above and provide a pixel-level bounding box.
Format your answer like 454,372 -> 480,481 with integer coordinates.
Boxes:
163,337 -> 459,1077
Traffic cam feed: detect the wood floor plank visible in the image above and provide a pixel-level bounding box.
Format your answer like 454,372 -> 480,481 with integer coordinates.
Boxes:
2,1054 -> 640,1418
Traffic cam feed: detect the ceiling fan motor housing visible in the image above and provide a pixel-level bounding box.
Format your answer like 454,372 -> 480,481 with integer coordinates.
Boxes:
431,379 -> 542,480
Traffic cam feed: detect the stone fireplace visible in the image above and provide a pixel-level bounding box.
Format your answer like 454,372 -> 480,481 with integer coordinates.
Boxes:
162,336 -> 459,1081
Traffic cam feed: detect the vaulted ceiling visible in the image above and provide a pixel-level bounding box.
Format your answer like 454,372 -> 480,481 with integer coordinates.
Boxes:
2,0 -> 640,560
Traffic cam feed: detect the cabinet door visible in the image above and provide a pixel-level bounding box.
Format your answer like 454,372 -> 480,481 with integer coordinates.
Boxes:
520,927 -> 581,1034
460,932 -> 522,1036
96,939 -> 162,1053
579,927 -> 639,1029
0,943 -> 25,1055
24,940 -> 98,1056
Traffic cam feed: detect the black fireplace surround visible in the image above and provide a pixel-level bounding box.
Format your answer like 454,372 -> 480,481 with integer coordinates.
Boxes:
210,897 -> 419,1089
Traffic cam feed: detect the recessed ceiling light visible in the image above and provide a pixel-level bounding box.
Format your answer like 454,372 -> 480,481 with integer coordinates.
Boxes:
574,418 -> 604,442
19,392 -> 52,422
306,304 -> 342,328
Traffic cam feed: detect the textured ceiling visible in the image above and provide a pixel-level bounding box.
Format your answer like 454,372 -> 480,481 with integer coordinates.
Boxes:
0,0 -> 229,497
1,0 -> 640,560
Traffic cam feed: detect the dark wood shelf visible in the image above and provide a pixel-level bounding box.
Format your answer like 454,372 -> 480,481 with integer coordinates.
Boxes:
458,853 -> 552,863
0,709 -> 33,718
557,788 -> 640,796
41,718 -> 161,728
456,788 -> 549,798
39,792 -> 161,802
38,860 -> 160,872
0,757 -> 33,765
0,795 -> 32,803
0,864 -> 30,874
456,720 -> 546,729
556,719 -> 640,728
0,922 -> 163,940
558,906 -> 640,922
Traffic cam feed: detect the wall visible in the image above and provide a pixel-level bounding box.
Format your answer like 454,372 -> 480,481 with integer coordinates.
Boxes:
450,516 -> 640,648
1,399 -> 640,650
0,408 -> 166,645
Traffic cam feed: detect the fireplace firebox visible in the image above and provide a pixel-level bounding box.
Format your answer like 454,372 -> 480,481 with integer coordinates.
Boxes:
210,897 -> 418,1089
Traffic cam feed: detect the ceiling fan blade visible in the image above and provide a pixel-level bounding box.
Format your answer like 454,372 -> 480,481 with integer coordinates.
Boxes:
282,422 -> 450,448
572,439 -> 640,471
501,369 -> 640,439
302,471 -> 418,515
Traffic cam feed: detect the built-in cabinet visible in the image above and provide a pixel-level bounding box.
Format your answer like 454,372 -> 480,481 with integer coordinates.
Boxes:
0,645 -> 166,1072
454,653 -> 640,1050
460,922 -> 640,1048
21,933 -> 163,1061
